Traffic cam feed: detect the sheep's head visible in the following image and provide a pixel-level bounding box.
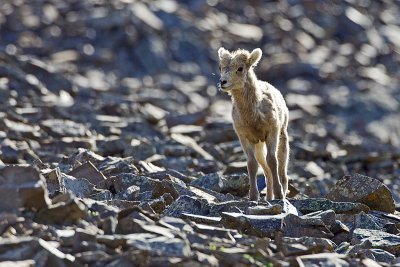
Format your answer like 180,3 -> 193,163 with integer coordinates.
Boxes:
217,47 -> 262,92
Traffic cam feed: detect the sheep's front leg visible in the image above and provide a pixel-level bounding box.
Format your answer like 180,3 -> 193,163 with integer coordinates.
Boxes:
267,134 -> 284,199
247,152 -> 259,201
278,129 -> 289,196
239,137 -> 259,201
254,142 -> 274,200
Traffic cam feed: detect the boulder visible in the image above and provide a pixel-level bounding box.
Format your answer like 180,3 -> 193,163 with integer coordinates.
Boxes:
327,173 -> 395,213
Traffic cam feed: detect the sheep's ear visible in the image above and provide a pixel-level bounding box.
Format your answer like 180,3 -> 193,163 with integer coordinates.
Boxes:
249,48 -> 262,66
218,47 -> 231,60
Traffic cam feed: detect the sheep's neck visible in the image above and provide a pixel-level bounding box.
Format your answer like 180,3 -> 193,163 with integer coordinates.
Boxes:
231,71 -> 260,119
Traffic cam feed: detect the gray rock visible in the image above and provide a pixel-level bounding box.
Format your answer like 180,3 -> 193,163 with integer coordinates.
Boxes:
269,199 -> 299,215
368,249 -> 396,264
191,172 -> 249,197
107,173 -> 155,194
129,236 -> 192,258
0,237 -> 76,265
35,195 -> 86,224
62,173 -> 95,198
352,228 -> 400,256
163,195 -> 211,218
354,211 -> 385,231
221,212 -> 285,237
165,111 -> 207,128
35,238 -> 76,266
0,165 -> 50,212
209,200 -> 258,216
327,173 -> 395,213
297,253 -> 349,267
246,204 -> 283,215
68,161 -> 106,186
134,36 -> 168,74
289,198 -> 370,214
41,167 -> 63,197
283,236 -> 336,253
98,157 -> 139,177
123,140 -> 156,161
41,119 -> 88,137
0,237 -> 39,261
75,250 -> 109,263
115,185 -> 140,201
182,213 -> 221,225
283,213 -> 334,239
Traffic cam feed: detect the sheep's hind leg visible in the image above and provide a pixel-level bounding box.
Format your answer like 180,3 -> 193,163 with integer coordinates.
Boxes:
254,142 -> 274,200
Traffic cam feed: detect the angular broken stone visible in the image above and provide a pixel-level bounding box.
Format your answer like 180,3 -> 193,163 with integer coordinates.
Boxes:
163,195 -> 211,218
115,185 -> 140,201
68,161 -> 106,186
41,167 -> 63,197
269,199 -> 299,215
106,173 -> 155,195
221,212 -> 285,237
352,228 -> 400,256
191,172 -> 249,197
35,194 -> 87,224
0,165 -> 50,212
327,173 -> 395,213
62,173 -> 95,198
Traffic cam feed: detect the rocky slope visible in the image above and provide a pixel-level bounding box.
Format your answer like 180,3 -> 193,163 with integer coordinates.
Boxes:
1,0 -> 400,266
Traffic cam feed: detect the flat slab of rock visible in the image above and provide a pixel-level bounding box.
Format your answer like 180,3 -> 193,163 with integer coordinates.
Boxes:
327,173 -> 395,213
352,228 -> 400,256
62,173 -> 95,198
297,253 -> 349,266
221,212 -> 332,238
246,204 -> 283,215
289,198 -> 370,214
221,212 -> 285,237
182,213 -> 221,225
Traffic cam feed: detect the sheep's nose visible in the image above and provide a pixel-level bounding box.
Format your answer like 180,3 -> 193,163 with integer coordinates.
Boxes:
220,79 -> 227,85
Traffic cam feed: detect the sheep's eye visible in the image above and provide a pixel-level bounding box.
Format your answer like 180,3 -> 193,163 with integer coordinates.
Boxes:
219,66 -> 222,72
237,67 -> 243,72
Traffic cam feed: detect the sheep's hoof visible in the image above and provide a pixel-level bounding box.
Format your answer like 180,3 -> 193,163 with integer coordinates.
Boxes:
273,189 -> 285,199
249,191 -> 259,201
